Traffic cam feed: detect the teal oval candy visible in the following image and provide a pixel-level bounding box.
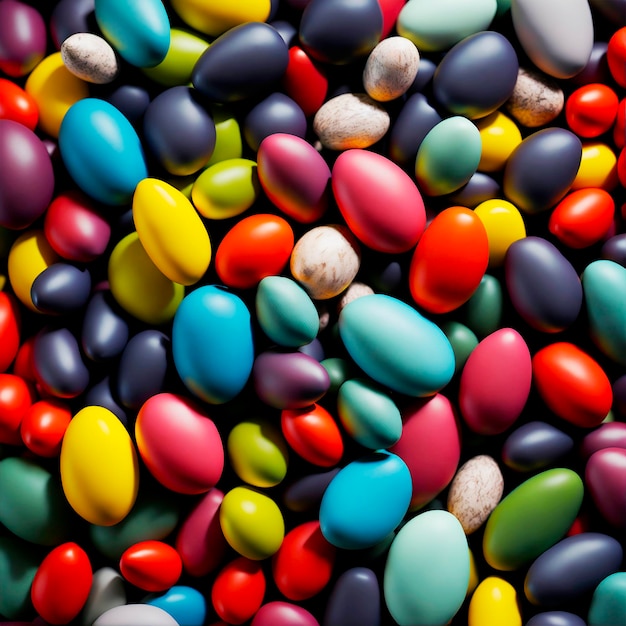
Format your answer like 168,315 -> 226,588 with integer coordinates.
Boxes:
588,572 -> 626,626
582,260 -> 626,366
337,378 -> 402,449
415,116 -> 482,196
319,451 -> 412,550
95,0 -> 170,67
338,294 -> 455,397
440,320 -> 479,373
483,468 -> 584,570
321,357 -> 355,395
59,98 -> 148,206
462,273 -> 503,338
384,510 -> 469,626
172,285 -> 254,404
256,275 -> 319,347
0,536 -> 39,619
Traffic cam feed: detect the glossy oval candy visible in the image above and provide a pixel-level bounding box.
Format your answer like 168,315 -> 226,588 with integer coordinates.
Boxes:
474,198 -> 526,267
93,604 -> 180,626
505,237 -> 582,332
332,149 -> 426,253
31,263 -> 91,315
384,510 -> 469,626
220,486 -> 285,560
192,22 -> 289,103
391,394 -> 461,510
20,399 -> 72,458
582,422 -> 626,458
483,468 -> 584,570
251,601 -> 320,626
324,567 -> 381,626
283,469 -> 340,513
0,372 -> 33,445
607,26 -> 626,87
468,577 -> 522,626
572,142 -> 619,191
94,0 -> 170,67
566,83 -> 619,138
0,120 -> 54,229
476,112 -> 523,172
257,133 -> 330,224
0,0 -> 46,76
120,540 -> 182,592
582,260 -> 626,366
281,403 -> 344,467
525,533 -> 623,605
61,32 -> 119,84
60,405 -> 139,526
172,285 -> 254,404
527,612 -> 587,626
503,128 -> 582,213
59,98 -> 148,206
0,292 -> 20,372
588,572 -> 626,626
84,376 -> 128,426
282,45 -> 328,117
136,393 -> 223,495
441,321 -> 479,374
146,585 -> 207,626
0,535 -> 40,619
409,206 -> 489,314
82,291 -> 129,361
339,294 -> 455,396
31,542 -> 92,625
532,343 -> 613,428
433,31 -> 519,119
320,451 -> 411,549
586,448 -> 626,529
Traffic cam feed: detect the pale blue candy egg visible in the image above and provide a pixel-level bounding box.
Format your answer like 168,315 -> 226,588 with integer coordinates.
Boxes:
145,586 -> 207,626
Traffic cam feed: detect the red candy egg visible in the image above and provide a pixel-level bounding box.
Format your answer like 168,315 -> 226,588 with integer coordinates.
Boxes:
12,334 -> 36,382
282,46 -> 328,117
0,372 -> 34,445
607,27 -> 626,88
20,399 -> 72,457
0,291 -> 20,373
211,556 -> 266,624
0,77 -> 38,130
216,214 -> 294,289
31,542 -> 92,625
614,98 -> 625,149
565,83 -> 619,138
532,342 -> 613,428
409,206 -> 489,314
120,540 -> 182,592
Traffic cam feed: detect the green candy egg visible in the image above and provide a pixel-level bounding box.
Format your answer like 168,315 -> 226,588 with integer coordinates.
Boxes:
227,418 -> 289,488
462,273 -> 503,339
256,275 -> 319,347
440,320 -> 479,374
415,116 -> 482,196
321,357 -> 355,395
0,536 -> 40,618
206,106 -> 243,167
588,572 -> 626,626
337,378 -> 402,449
483,468 -> 584,571
0,457 -> 74,545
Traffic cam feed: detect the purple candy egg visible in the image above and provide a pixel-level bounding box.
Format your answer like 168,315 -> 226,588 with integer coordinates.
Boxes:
586,447 -> 626,529
0,0 -> 47,76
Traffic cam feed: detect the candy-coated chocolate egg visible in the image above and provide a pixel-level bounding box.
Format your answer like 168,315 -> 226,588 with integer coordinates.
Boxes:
31,542 -> 92,625
93,604 -> 180,626
532,342 -> 613,428
281,403 -> 343,467
483,468 -> 584,570
588,572 -> 626,626
505,237 -> 582,332
586,448 -> 626,529
0,77 -> 38,130
84,376 -> 128,426
582,422 -> 626,458
468,577 -> 522,626
320,451 -> 411,550
59,98 -> 148,206
60,405 -> 139,526
527,612 -> 587,626
119,540 -> 182,592
251,601 -> 320,626
332,149 -> 426,253
50,0 -> 95,48
565,83 -> 619,138
474,198 -> 526,267
571,142 -> 619,190
0,291 -> 20,372
0,535 -> 40,618
324,567 -> 380,626
607,26 -> 626,87
0,372 -> 33,445
31,263 -> 92,315
81,291 -> 129,362
384,510 -> 469,626
20,399 -> 72,457
0,0 -> 46,76
146,585 -> 207,626
211,557 -> 266,625
219,486 -> 285,560
476,112 -> 522,172
283,469 -> 339,513
447,455 -> 504,534
272,521 -> 336,600
440,321 -> 479,374
282,46 -> 328,117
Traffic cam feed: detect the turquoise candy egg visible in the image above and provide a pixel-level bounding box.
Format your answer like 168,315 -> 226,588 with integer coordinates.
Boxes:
582,260 -> 626,366
95,0 -> 170,67
256,276 -> 319,347
384,510 -> 469,626
415,116 -> 482,196
588,572 -> 626,626
338,294 -> 454,397
172,285 -> 254,404
59,98 -> 148,206
145,586 -> 207,626
337,378 -> 402,449
319,451 -> 412,549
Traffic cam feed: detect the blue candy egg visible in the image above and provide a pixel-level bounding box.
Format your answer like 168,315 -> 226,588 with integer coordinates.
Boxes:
319,451 -> 411,550
145,585 -> 207,626
172,285 -> 254,404
59,98 -> 148,206
338,294 -> 454,397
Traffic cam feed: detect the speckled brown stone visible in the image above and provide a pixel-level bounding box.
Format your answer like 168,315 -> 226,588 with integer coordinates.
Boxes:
61,32 -> 119,84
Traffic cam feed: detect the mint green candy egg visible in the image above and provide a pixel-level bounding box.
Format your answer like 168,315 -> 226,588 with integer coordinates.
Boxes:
0,536 -> 39,618
440,320 -> 479,374
588,572 -> 626,626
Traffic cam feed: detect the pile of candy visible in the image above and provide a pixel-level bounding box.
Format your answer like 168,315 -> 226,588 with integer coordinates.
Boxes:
0,0 -> 625,624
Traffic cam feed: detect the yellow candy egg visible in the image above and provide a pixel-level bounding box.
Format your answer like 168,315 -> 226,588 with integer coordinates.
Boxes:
219,486 -> 285,560
108,231 -> 184,324
7,230 -> 59,311
133,178 -> 211,286
24,52 -> 89,137
474,199 -> 526,267
468,576 -> 522,626
60,405 -> 139,526
571,142 -> 619,191
467,548 -> 479,597
476,112 -> 522,172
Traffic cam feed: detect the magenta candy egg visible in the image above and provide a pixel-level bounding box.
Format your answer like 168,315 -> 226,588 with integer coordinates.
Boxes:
332,149 -> 426,253
581,422 -> 626,458
251,601 -> 320,626
585,447 -> 626,530
135,393 -> 224,495
459,328 -> 532,435
389,394 -> 461,510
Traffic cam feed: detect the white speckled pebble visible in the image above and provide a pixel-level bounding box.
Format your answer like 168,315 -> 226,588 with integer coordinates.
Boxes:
337,281 -> 375,313
447,454 -> 504,534
363,36 -> 420,102
61,32 -> 120,84
313,93 -> 390,150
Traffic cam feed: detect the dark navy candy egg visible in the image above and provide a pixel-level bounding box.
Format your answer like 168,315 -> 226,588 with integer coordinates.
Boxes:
31,263 -> 92,315
50,0 -> 95,49
81,291 -> 129,362
526,612 -> 587,626
324,567 -> 381,626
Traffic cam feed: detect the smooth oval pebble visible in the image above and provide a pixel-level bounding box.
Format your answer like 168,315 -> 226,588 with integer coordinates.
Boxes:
61,33 -> 119,83
60,405 -> 139,526
320,451 -> 411,550
324,567 -> 381,626
384,510 -> 469,626
586,448 -> 626,529
527,612 -> 587,626
93,604 -> 180,626
79,567 -> 127,626
483,468 -> 584,570
468,577 -> 522,626
339,294 -> 455,397
588,572 -> 626,626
